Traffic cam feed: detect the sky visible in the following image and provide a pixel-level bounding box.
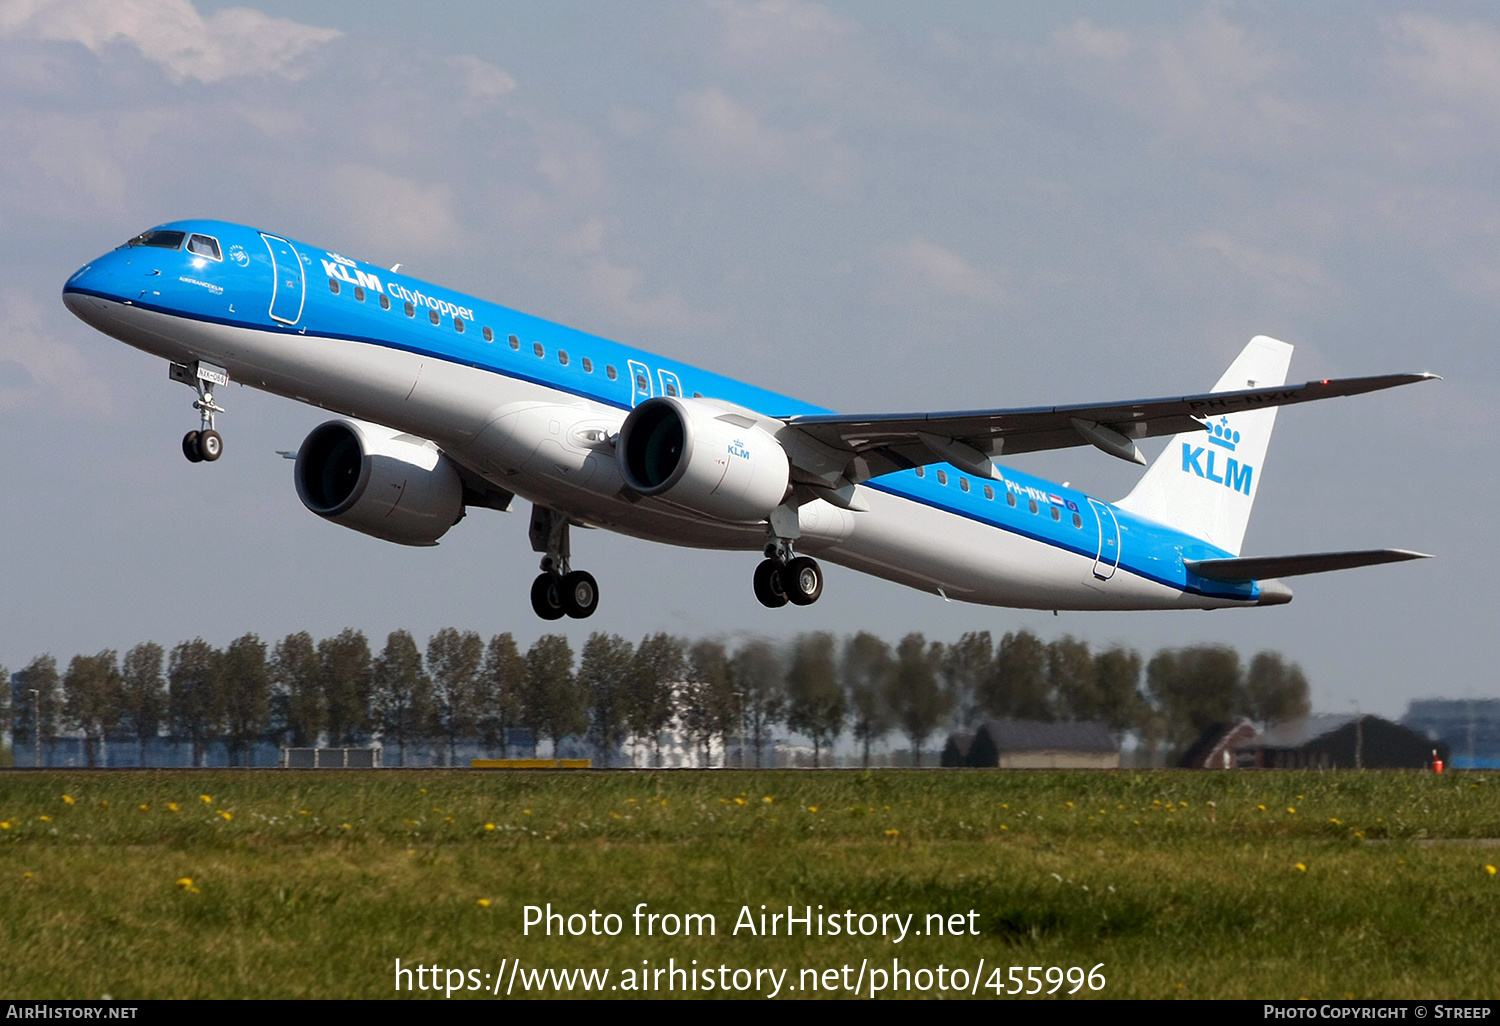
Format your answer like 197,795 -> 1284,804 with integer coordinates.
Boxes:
0,0 -> 1494,720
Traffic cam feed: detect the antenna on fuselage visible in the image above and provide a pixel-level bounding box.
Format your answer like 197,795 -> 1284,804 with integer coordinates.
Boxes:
390,263 -> 401,273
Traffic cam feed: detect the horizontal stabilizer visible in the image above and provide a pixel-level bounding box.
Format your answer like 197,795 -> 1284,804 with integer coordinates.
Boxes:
1185,548 -> 1431,582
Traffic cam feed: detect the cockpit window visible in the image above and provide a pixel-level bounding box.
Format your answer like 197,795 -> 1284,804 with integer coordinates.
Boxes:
187,234 -> 222,261
124,230 -> 185,250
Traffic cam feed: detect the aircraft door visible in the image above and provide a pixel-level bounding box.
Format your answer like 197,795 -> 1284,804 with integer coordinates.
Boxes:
1088,497 -> 1121,581
260,233 -> 305,325
657,369 -> 682,398
627,360 -> 654,406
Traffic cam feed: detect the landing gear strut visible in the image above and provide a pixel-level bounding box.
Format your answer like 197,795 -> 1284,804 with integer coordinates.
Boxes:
528,505 -> 599,619
170,361 -> 228,463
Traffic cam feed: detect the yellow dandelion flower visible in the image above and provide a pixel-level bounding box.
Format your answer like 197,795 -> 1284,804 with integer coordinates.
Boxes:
22,871 -> 33,879
763,796 -> 773,804
1258,804 -> 1267,811
807,806 -> 818,813
1065,801 -> 1075,808
1000,824 -> 1008,830
138,804 -> 149,811
625,798 -> 636,804
1329,818 -> 1341,825
734,797 -> 746,806
38,815 -> 50,823
523,809 -> 531,815
0,822 -> 9,830
300,810 -> 309,816
1100,809 -> 1107,815
1287,807 -> 1297,814
884,829 -> 900,837
1487,865 -> 1497,876
62,795 -> 75,805
477,898 -> 492,908
167,803 -> 179,813
1179,801 -> 1188,807
484,823 -> 496,831
1296,863 -> 1307,872
1297,794 -> 1304,800
340,823 -> 352,830
176,877 -> 194,889
199,795 -> 212,804
218,811 -> 232,821
445,816 -> 453,822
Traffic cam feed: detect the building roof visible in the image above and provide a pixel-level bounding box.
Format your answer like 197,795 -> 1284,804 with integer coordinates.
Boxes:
1240,714 -> 1356,750
976,719 -> 1117,753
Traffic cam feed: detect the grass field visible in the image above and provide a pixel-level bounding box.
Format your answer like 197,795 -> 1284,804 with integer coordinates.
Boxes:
1,768 -> 1497,1000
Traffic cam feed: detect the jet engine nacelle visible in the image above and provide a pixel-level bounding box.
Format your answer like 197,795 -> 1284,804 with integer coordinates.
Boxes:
294,419 -> 464,546
618,397 -> 790,523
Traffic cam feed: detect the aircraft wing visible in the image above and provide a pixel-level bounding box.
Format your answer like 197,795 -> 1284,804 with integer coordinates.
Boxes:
783,372 -> 1437,483
1185,549 -> 1432,582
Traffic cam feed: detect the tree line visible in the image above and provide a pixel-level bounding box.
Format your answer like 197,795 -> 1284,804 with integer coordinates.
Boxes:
3,628 -> 1309,768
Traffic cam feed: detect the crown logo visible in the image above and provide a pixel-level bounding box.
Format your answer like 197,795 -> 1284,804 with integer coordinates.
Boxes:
1206,416 -> 1240,451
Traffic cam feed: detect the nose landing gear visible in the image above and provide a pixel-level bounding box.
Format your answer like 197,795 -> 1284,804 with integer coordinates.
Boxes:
528,504 -> 599,619
170,361 -> 228,463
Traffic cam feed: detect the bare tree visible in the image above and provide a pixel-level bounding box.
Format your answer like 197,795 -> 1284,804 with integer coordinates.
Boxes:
785,632 -> 845,768
63,651 -> 122,767
730,639 -> 783,767
371,630 -> 432,766
119,643 -> 166,766
842,632 -> 893,767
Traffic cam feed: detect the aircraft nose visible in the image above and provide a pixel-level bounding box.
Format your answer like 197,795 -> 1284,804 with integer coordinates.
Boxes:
62,255 -> 127,326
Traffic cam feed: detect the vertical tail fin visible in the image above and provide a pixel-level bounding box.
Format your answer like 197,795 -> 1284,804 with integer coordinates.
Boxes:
1115,335 -> 1293,556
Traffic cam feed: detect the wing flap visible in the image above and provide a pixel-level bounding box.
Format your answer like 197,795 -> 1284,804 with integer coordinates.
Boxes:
1185,549 -> 1432,582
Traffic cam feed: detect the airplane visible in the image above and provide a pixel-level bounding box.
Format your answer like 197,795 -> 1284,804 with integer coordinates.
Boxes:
62,219 -> 1435,620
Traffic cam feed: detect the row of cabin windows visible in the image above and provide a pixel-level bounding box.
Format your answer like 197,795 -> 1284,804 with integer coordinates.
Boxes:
327,278 -> 629,381
913,465 -> 1085,528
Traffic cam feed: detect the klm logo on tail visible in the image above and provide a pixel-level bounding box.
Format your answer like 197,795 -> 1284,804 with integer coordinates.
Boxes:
1181,417 -> 1253,495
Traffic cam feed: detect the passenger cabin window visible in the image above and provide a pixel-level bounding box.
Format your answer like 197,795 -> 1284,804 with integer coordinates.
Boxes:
558,350 -> 569,366
606,365 -> 617,380
983,485 -> 994,500
915,466 -> 925,478
1028,499 -> 1038,514
187,235 -> 221,260
1007,492 -> 1016,508
482,326 -> 494,342
328,278 -> 340,295
1051,506 -> 1061,522
534,342 -> 545,358
509,334 -> 520,350
404,301 -> 415,317
1072,513 -> 1083,528
936,470 -> 948,486
582,357 -> 593,373
635,373 -> 648,391
429,309 -> 440,325
125,230 -> 185,250
454,317 -> 465,333
665,382 -> 678,397
959,477 -> 970,493
379,294 -> 390,310
354,285 -> 365,302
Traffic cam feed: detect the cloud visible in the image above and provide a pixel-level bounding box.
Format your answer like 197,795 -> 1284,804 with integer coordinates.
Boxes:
1385,14 -> 1500,112
449,54 -> 516,101
706,0 -> 856,63
1193,231 -> 1325,305
671,87 -> 855,192
0,0 -> 341,83
320,165 -> 460,257
0,291 -> 112,412
875,238 -> 1005,306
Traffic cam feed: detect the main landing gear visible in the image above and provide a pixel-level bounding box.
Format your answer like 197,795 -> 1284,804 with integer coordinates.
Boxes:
528,505 -> 599,620
170,360 -> 228,463
753,539 -> 824,609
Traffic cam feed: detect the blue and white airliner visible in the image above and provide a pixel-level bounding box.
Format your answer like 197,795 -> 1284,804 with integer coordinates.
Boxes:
62,220 -> 1434,620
